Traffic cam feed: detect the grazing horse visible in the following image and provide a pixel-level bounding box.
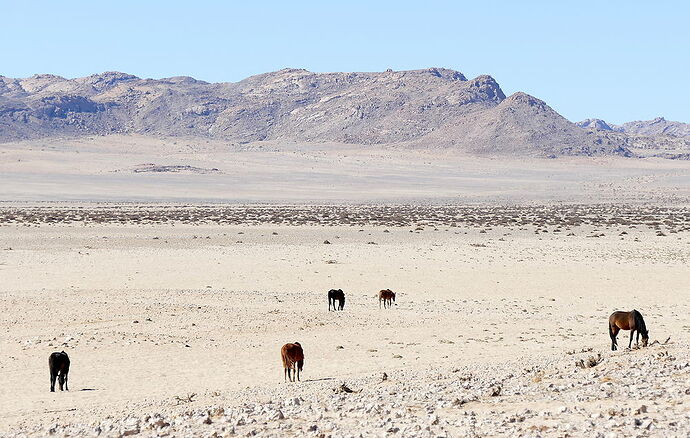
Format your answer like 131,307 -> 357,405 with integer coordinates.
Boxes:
609,310 -> 649,351
379,289 -> 396,309
49,351 -> 70,392
281,342 -> 304,382
328,289 -> 346,311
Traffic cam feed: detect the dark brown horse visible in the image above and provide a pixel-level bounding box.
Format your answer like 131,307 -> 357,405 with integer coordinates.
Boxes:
379,289 -> 395,309
328,289 -> 345,311
609,310 -> 649,351
281,342 -> 304,382
49,351 -> 70,392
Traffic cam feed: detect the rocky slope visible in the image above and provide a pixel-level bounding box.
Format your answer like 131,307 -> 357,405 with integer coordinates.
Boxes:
0,68 -> 685,157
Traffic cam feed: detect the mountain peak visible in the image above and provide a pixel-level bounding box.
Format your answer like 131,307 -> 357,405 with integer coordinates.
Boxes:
502,92 -> 546,108
576,118 -> 614,131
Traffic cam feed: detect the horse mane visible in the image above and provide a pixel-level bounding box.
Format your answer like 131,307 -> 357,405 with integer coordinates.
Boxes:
633,310 -> 648,335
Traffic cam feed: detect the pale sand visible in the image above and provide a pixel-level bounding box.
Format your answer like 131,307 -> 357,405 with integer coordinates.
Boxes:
2,135 -> 690,203
1,206 -> 689,435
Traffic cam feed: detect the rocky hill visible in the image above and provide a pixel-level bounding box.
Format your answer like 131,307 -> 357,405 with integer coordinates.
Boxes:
617,117 -> 690,138
0,68 -> 686,157
576,117 -> 690,158
577,117 -> 690,138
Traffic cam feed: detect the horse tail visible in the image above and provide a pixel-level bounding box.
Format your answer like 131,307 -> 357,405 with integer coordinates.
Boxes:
608,321 -> 614,338
633,310 -> 647,334
281,347 -> 289,369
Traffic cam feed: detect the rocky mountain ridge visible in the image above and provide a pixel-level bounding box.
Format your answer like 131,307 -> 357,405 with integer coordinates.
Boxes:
1,68 -> 688,157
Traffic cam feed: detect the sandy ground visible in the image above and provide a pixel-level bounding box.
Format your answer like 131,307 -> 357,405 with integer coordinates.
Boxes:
0,205 -> 689,436
1,135 -> 690,203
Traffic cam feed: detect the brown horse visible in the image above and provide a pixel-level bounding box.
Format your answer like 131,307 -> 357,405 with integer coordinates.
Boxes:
281,342 -> 304,382
609,310 -> 649,351
49,351 -> 70,392
379,289 -> 395,309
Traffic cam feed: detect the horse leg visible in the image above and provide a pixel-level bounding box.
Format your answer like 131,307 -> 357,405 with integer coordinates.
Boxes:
50,371 -> 56,392
296,366 -> 300,382
284,368 -> 287,383
610,325 -> 619,351
629,330 -> 635,349
64,372 -> 69,391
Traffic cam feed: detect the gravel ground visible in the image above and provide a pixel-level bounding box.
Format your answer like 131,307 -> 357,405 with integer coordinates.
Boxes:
11,341 -> 689,437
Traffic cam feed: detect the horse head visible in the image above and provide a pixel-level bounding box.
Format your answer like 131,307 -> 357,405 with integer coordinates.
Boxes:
641,330 -> 649,347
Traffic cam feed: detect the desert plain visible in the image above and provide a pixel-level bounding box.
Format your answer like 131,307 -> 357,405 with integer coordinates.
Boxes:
1,138 -> 690,437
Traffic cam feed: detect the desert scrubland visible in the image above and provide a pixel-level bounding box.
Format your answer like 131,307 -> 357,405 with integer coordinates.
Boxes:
0,202 -> 689,437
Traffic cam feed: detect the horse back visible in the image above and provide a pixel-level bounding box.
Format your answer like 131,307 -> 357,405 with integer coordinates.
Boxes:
609,311 -> 633,330
329,289 -> 344,299
281,343 -> 304,366
49,351 -> 70,373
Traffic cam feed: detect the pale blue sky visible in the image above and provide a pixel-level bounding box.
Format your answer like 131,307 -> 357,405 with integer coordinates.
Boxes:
1,1 -> 688,124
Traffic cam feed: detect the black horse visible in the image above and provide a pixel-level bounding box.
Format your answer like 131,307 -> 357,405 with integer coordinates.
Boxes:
49,351 -> 70,392
328,289 -> 345,311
